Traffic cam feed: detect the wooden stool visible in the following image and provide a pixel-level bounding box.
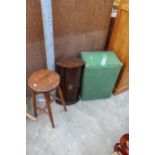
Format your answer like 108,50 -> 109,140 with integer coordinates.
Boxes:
28,69 -> 67,128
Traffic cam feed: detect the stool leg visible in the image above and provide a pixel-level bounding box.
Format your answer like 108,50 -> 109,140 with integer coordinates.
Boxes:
44,92 -> 55,128
57,86 -> 67,112
32,91 -> 37,117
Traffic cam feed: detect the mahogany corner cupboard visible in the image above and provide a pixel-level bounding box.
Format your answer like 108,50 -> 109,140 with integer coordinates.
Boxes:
56,58 -> 85,105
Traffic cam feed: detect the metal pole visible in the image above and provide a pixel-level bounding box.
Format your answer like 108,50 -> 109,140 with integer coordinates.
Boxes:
40,0 -> 55,70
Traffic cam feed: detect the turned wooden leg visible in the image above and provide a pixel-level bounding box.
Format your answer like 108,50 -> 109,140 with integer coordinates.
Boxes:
57,86 -> 67,112
44,92 -> 55,128
32,91 -> 37,117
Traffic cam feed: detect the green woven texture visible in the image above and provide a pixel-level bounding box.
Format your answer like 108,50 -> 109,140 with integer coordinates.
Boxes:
81,51 -> 122,100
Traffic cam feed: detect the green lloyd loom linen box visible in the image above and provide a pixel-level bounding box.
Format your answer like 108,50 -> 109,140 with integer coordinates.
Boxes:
80,51 -> 122,100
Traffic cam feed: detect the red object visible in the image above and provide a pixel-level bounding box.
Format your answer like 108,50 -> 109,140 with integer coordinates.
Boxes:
114,134 -> 129,155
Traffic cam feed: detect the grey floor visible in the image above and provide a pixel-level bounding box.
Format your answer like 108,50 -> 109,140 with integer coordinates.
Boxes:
27,91 -> 129,155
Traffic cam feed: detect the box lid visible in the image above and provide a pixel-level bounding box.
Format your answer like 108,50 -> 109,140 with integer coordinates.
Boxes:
81,51 -> 122,68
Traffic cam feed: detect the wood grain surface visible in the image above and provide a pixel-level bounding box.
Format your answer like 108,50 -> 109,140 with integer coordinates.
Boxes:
56,58 -> 84,69
28,69 -> 60,92
108,0 -> 129,94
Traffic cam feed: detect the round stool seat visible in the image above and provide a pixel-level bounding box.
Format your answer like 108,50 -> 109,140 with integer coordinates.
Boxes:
28,69 -> 60,92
